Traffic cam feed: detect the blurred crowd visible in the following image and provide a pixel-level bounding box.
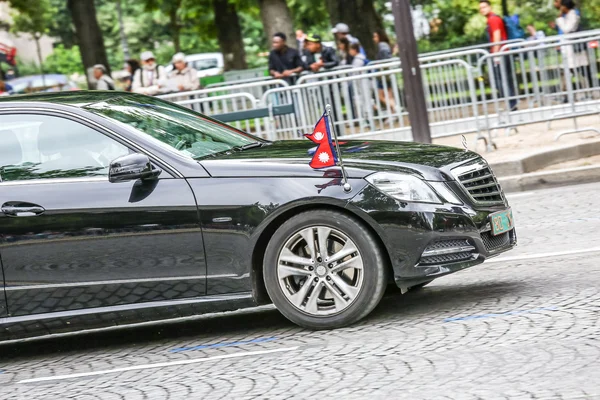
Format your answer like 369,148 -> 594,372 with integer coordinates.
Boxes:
269,23 -> 398,85
0,22 -> 398,97
92,50 -> 200,95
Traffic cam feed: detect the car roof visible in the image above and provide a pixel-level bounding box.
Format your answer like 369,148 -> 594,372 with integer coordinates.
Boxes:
0,90 -> 138,108
9,74 -> 69,84
184,53 -> 223,61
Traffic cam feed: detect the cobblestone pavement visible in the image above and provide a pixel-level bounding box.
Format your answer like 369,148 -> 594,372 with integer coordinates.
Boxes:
1,183 -> 600,399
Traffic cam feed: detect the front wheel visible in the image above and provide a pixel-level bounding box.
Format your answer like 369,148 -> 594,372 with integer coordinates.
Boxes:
263,210 -> 387,330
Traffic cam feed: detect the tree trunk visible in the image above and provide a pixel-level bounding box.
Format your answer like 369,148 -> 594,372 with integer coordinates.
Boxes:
169,0 -> 182,54
213,0 -> 247,71
116,0 -> 130,60
325,0 -> 384,59
67,0 -> 110,86
34,35 -> 46,87
258,0 -> 295,49
501,0 -> 509,16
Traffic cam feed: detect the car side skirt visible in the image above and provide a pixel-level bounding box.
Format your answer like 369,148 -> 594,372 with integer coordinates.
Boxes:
0,293 -> 256,342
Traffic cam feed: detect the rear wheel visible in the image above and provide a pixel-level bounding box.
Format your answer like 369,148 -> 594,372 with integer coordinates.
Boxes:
263,210 -> 387,330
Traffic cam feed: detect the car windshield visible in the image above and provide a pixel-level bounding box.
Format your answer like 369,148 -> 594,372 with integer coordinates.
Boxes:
84,96 -> 262,159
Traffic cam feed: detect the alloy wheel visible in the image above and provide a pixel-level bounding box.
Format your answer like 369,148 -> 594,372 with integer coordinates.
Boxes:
276,226 -> 364,316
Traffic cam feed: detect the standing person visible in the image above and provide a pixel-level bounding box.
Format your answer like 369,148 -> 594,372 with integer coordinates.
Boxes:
304,34 -> 339,72
167,53 -> 200,92
555,0 -> 591,91
132,51 -> 166,96
479,0 -> 518,111
373,29 -> 393,60
332,23 -> 366,56
296,30 -> 306,51
550,0 -> 580,34
349,43 -> 367,67
268,32 -> 305,84
373,29 -> 397,116
337,38 -> 352,66
93,65 -> 115,90
124,59 -> 140,92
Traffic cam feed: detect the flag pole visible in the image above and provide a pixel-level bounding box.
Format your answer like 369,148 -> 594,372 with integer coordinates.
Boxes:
326,104 -> 352,193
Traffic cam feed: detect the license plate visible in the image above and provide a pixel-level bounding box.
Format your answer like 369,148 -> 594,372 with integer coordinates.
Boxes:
490,208 -> 514,236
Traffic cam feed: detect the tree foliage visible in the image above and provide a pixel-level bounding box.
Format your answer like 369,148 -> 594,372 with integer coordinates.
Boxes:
5,0 -> 600,77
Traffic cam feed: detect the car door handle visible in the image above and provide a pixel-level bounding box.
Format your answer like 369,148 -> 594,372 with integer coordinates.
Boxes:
1,203 -> 45,217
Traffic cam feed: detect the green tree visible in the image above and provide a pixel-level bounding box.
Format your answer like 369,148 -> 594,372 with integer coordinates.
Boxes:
7,0 -> 54,80
67,0 -> 111,84
44,45 -> 85,75
214,0 -> 248,70
143,0 -> 184,53
258,0 -> 295,49
325,0 -> 384,59
288,0 -> 329,34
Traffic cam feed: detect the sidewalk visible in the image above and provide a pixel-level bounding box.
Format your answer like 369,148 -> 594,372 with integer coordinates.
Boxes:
432,114 -> 600,191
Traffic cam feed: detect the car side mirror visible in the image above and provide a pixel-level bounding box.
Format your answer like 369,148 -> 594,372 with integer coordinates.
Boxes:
109,153 -> 162,183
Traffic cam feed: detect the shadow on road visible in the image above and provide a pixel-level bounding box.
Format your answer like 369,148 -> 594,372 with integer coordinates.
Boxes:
0,278 -> 526,360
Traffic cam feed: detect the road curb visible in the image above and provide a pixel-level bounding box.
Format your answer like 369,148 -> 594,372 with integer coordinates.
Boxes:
498,165 -> 600,192
490,139 -> 600,177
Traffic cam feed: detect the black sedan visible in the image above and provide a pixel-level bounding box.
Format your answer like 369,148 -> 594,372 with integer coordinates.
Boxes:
0,92 -> 516,340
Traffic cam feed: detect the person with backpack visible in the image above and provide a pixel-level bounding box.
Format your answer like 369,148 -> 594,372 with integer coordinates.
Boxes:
132,51 -> 166,96
93,65 -> 115,91
349,43 -> 367,67
479,0 -> 518,111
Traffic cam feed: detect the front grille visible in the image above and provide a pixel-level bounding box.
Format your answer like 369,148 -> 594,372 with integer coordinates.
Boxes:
419,239 -> 477,266
424,239 -> 471,251
454,161 -> 504,205
420,252 -> 475,265
481,231 -> 510,252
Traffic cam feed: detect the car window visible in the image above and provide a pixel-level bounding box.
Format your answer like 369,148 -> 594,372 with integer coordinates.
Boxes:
0,114 -> 130,182
85,96 -> 262,159
32,78 -> 61,88
192,59 -> 218,70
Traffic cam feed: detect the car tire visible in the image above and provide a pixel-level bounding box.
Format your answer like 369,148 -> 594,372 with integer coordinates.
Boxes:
263,210 -> 387,330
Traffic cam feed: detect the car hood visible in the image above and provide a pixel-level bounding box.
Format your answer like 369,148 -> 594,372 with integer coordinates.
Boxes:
199,140 -> 480,181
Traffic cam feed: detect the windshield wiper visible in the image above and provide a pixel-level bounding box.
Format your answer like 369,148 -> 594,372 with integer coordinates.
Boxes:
235,142 -> 269,151
194,142 -> 271,160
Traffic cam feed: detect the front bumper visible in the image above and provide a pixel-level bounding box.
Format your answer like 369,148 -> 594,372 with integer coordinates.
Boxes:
347,185 -> 517,288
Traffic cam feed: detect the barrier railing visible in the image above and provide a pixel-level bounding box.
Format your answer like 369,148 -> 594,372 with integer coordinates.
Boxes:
165,32 -> 600,151
477,34 -> 600,145
176,92 -> 263,135
260,59 -> 479,141
158,79 -> 290,105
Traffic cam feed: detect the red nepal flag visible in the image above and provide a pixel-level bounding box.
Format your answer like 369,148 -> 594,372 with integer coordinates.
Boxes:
305,113 -> 338,169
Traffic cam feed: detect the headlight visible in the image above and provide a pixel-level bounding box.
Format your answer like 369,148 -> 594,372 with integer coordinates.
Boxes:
428,182 -> 463,205
366,172 -> 441,204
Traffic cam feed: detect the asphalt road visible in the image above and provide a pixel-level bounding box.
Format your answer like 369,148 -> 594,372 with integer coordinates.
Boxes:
1,182 -> 600,399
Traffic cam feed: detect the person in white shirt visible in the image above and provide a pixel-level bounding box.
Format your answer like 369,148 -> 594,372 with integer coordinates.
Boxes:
93,64 -> 115,90
132,51 -> 166,96
167,53 -> 200,93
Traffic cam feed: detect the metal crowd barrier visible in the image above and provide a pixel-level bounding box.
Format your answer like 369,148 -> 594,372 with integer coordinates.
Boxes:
177,92 -> 263,135
477,34 -> 600,147
260,59 -> 479,141
159,79 -> 289,105
164,31 -> 600,151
